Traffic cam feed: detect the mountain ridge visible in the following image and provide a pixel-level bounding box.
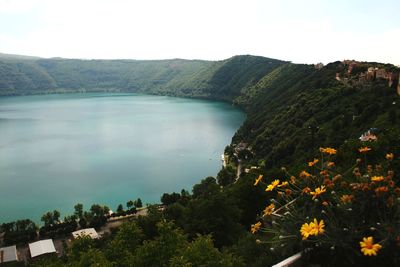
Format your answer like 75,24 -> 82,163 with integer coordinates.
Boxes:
0,53 -> 286,99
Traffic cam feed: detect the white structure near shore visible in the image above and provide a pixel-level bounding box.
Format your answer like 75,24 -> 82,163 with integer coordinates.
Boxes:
72,228 -> 99,239
0,245 -> 18,263
29,239 -> 56,258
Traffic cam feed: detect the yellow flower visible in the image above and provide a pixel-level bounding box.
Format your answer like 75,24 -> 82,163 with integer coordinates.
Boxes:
360,236 -> 382,256
290,176 -> 296,184
386,153 -> 394,161
265,179 -> 280,192
340,194 -> 354,204
310,218 -> 325,235
254,175 -> 263,186
251,222 -> 262,234
359,147 -> 371,153
310,186 -> 327,199
300,222 -> 314,240
320,147 -> 337,155
308,158 -> 319,167
300,219 -> 325,240
371,176 -> 384,182
263,203 -> 275,216
299,171 -> 312,178
277,181 -> 289,188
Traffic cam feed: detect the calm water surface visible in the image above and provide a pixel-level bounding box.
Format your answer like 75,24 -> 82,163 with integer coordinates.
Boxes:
0,93 -> 245,223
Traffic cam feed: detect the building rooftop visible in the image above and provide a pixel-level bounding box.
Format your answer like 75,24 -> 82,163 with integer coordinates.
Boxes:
72,228 -> 99,239
29,239 -> 56,258
0,245 -> 18,263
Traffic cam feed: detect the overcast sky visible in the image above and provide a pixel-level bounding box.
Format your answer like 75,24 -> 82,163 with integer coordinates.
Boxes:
0,0 -> 399,64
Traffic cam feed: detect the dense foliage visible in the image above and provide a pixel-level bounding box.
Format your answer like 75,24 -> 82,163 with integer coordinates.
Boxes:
232,62 -> 399,177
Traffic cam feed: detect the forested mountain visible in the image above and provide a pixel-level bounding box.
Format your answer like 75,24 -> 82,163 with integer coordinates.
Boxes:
231,62 -> 400,175
0,53 -> 285,99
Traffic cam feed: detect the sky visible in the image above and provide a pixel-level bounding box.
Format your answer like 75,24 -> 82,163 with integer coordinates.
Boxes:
0,0 -> 399,64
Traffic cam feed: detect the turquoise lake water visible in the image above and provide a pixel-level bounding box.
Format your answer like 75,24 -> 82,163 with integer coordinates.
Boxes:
0,93 -> 245,223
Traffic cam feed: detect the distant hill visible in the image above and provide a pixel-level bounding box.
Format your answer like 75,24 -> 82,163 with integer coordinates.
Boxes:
0,53 -> 286,99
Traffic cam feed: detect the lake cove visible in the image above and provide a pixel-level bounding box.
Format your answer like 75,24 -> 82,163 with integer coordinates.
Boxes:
0,93 -> 245,223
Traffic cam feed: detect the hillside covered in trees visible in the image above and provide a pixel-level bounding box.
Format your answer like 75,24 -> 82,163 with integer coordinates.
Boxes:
0,53 -> 285,101
1,53 -> 400,266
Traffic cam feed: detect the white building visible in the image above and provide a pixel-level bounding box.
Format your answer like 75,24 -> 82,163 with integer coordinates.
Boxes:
72,228 -> 99,239
29,239 -> 56,258
0,245 -> 18,263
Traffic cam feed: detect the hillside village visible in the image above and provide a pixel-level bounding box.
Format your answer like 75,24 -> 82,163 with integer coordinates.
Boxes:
330,60 -> 400,94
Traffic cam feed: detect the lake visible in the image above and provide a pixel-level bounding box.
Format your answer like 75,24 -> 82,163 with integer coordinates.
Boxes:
0,93 -> 245,223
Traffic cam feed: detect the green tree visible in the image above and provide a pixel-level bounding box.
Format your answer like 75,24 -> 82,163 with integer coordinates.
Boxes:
41,210 -> 60,226
53,210 -> 60,222
132,221 -> 188,267
68,235 -> 95,260
192,176 -> 219,198
161,192 -> 181,205
74,203 -> 84,220
170,235 -> 244,267
117,204 -> 124,213
75,248 -> 113,267
136,205 -> 163,239
184,190 -> 242,248
126,200 -> 134,209
90,204 -> 109,217
217,165 -> 236,186
134,198 -> 143,208
30,255 -> 65,267
106,221 -> 144,266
